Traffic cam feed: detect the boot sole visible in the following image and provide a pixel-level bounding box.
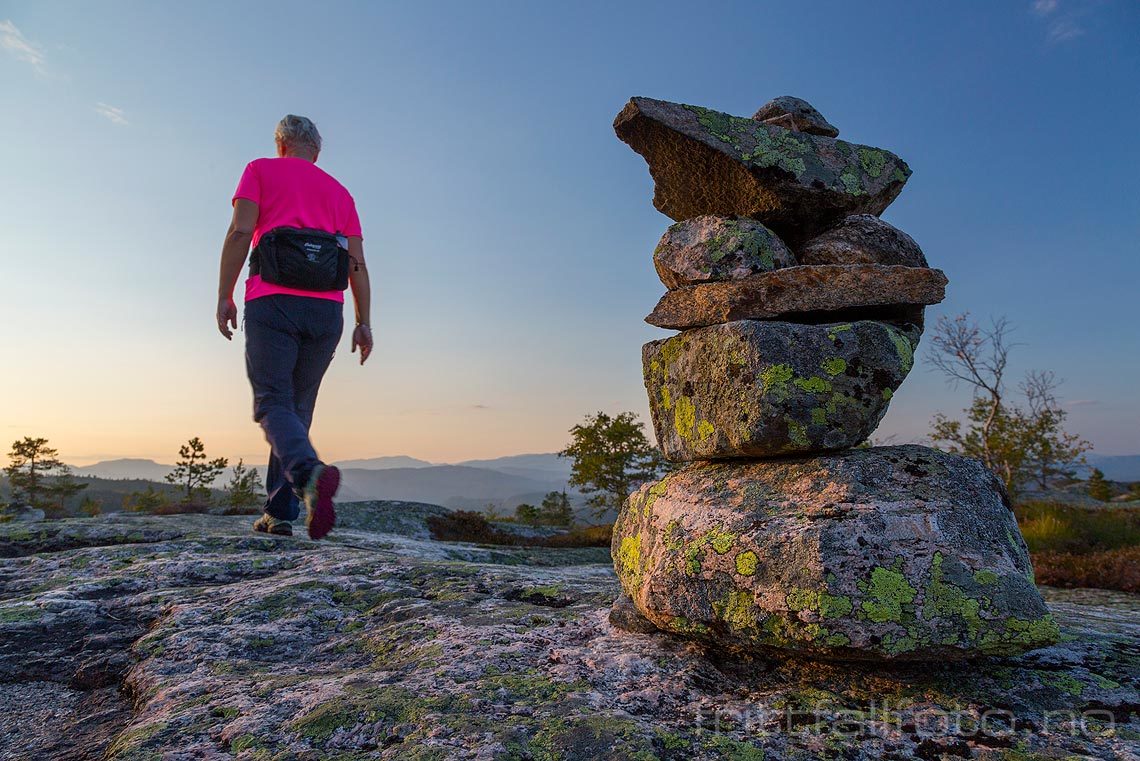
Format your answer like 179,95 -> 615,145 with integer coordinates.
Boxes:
307,465 -> 339,540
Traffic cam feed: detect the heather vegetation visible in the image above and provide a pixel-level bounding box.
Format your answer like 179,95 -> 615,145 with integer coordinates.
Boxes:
1017,501 -> 1140,592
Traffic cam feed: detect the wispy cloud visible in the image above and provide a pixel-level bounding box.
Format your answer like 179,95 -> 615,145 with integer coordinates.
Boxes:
1065,399 -> 1101,407
94,102 -> 129,126
1030,0 -> 1093,44
0,19 -> 46,71
1046,18 -> 1085,42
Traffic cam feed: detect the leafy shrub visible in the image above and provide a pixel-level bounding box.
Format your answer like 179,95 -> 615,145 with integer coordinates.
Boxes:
217,503 -> 262,516
1016,502 -> 1140,553
427,511 -> 518,544
124,486 -> 169,513
1031,547 -> 1140,593
543,524 -> 612,548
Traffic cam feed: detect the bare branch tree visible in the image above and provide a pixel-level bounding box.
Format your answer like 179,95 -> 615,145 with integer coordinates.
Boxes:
927,313 -> 1090,495
927,313 -> 1016,470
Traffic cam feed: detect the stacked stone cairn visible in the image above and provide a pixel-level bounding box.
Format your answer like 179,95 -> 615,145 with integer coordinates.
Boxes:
609,96 -> 1059,660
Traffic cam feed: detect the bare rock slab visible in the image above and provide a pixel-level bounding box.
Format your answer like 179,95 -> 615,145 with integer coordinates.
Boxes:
614,97 -> 910,244
654,215 -> 796,289
643,319 -> 918,460
646,264 -> 947,329
612,445 -> 1060,661
799,214 -> 928,267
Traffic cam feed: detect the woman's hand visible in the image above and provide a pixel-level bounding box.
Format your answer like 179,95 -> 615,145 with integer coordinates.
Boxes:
352,324 -> 373,365
217,297 -> 238,340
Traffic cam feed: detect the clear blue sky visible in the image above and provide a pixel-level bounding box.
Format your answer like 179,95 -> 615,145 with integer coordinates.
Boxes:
1,0 -> 1137,464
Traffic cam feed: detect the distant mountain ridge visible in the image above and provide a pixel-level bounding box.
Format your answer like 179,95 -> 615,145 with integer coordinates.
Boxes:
1085,454 -> 1140,482
72,451 -> 1139,485
74,458 -> 176,482
334,455 -> 434,470
337,464 -> 572,512
66,453 -> 577,512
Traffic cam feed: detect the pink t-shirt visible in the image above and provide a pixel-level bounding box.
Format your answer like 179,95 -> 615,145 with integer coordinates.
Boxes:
232,157 -> 362,303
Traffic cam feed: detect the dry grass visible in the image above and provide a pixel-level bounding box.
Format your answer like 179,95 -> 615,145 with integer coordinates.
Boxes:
1016,501 -> 1140,592
1017,501 -> 1140,553
1031,547 -> 1140,593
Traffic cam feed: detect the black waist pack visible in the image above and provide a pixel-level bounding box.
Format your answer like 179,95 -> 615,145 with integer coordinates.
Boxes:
250,227 -> 350,291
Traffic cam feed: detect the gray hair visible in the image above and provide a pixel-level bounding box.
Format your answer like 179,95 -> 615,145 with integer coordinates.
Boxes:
275,114 -> 322,153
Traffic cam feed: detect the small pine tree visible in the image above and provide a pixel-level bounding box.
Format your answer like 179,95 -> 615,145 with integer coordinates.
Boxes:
225,459 -> 264,512
515,503 -> 540,526
165,437 -> 228,503
124,485 -> 169,513
1087,468 -> 1112,501
4,437 -> 87,510
47,466 -> 87,517
79,496 -> 103,517
539,491 -> 574,527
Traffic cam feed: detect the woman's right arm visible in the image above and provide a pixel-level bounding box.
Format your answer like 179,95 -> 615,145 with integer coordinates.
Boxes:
216,199 -> 259,339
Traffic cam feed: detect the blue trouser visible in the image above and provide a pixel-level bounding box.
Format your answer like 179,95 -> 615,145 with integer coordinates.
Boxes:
244,294 -> 343,521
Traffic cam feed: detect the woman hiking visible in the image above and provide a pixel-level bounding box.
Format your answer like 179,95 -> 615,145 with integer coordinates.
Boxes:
216,114 -> 372,539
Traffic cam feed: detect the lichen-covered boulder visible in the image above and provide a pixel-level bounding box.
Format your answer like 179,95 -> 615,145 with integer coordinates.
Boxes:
799,214 -> 928,267
612,445 -> 1059,661
752,95 -> 840,137
643,319 -> 918,460
613,97 -> 910,244
653,216 -> 796,289
645,264 -> 946,329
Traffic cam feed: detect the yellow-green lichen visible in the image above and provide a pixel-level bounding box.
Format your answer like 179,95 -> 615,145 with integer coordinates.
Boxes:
713,589 -> 758,630
660,385 -> 672,411
643,477 -> 671,517
881,632 -> 919,655
859,147 -> 887,178
670,616 -> 709,636
735,550 -> 758,576
616,536 -> 642,588
794,376 -> 832,393
860,565 -> 917,623
973,569 -> 999,585
786,588 -> 854,620
822,357 -> 847,376
673,395 -> 696,440
840,172 -> 865,196
787,420 -> 809,447
708,530 -> 735,554
998,615 -> 1061,649
884,325 -> 915,373
811,407 -> 828,426
760,363 -> 794,396
827,324 -> 852,341
924,552 -> 983,639
663,519 -> 685,551
697,419 -> 715,442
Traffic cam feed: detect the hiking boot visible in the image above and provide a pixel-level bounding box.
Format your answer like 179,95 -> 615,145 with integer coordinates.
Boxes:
252,514 -> 293,536
303,464 -> 340,540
